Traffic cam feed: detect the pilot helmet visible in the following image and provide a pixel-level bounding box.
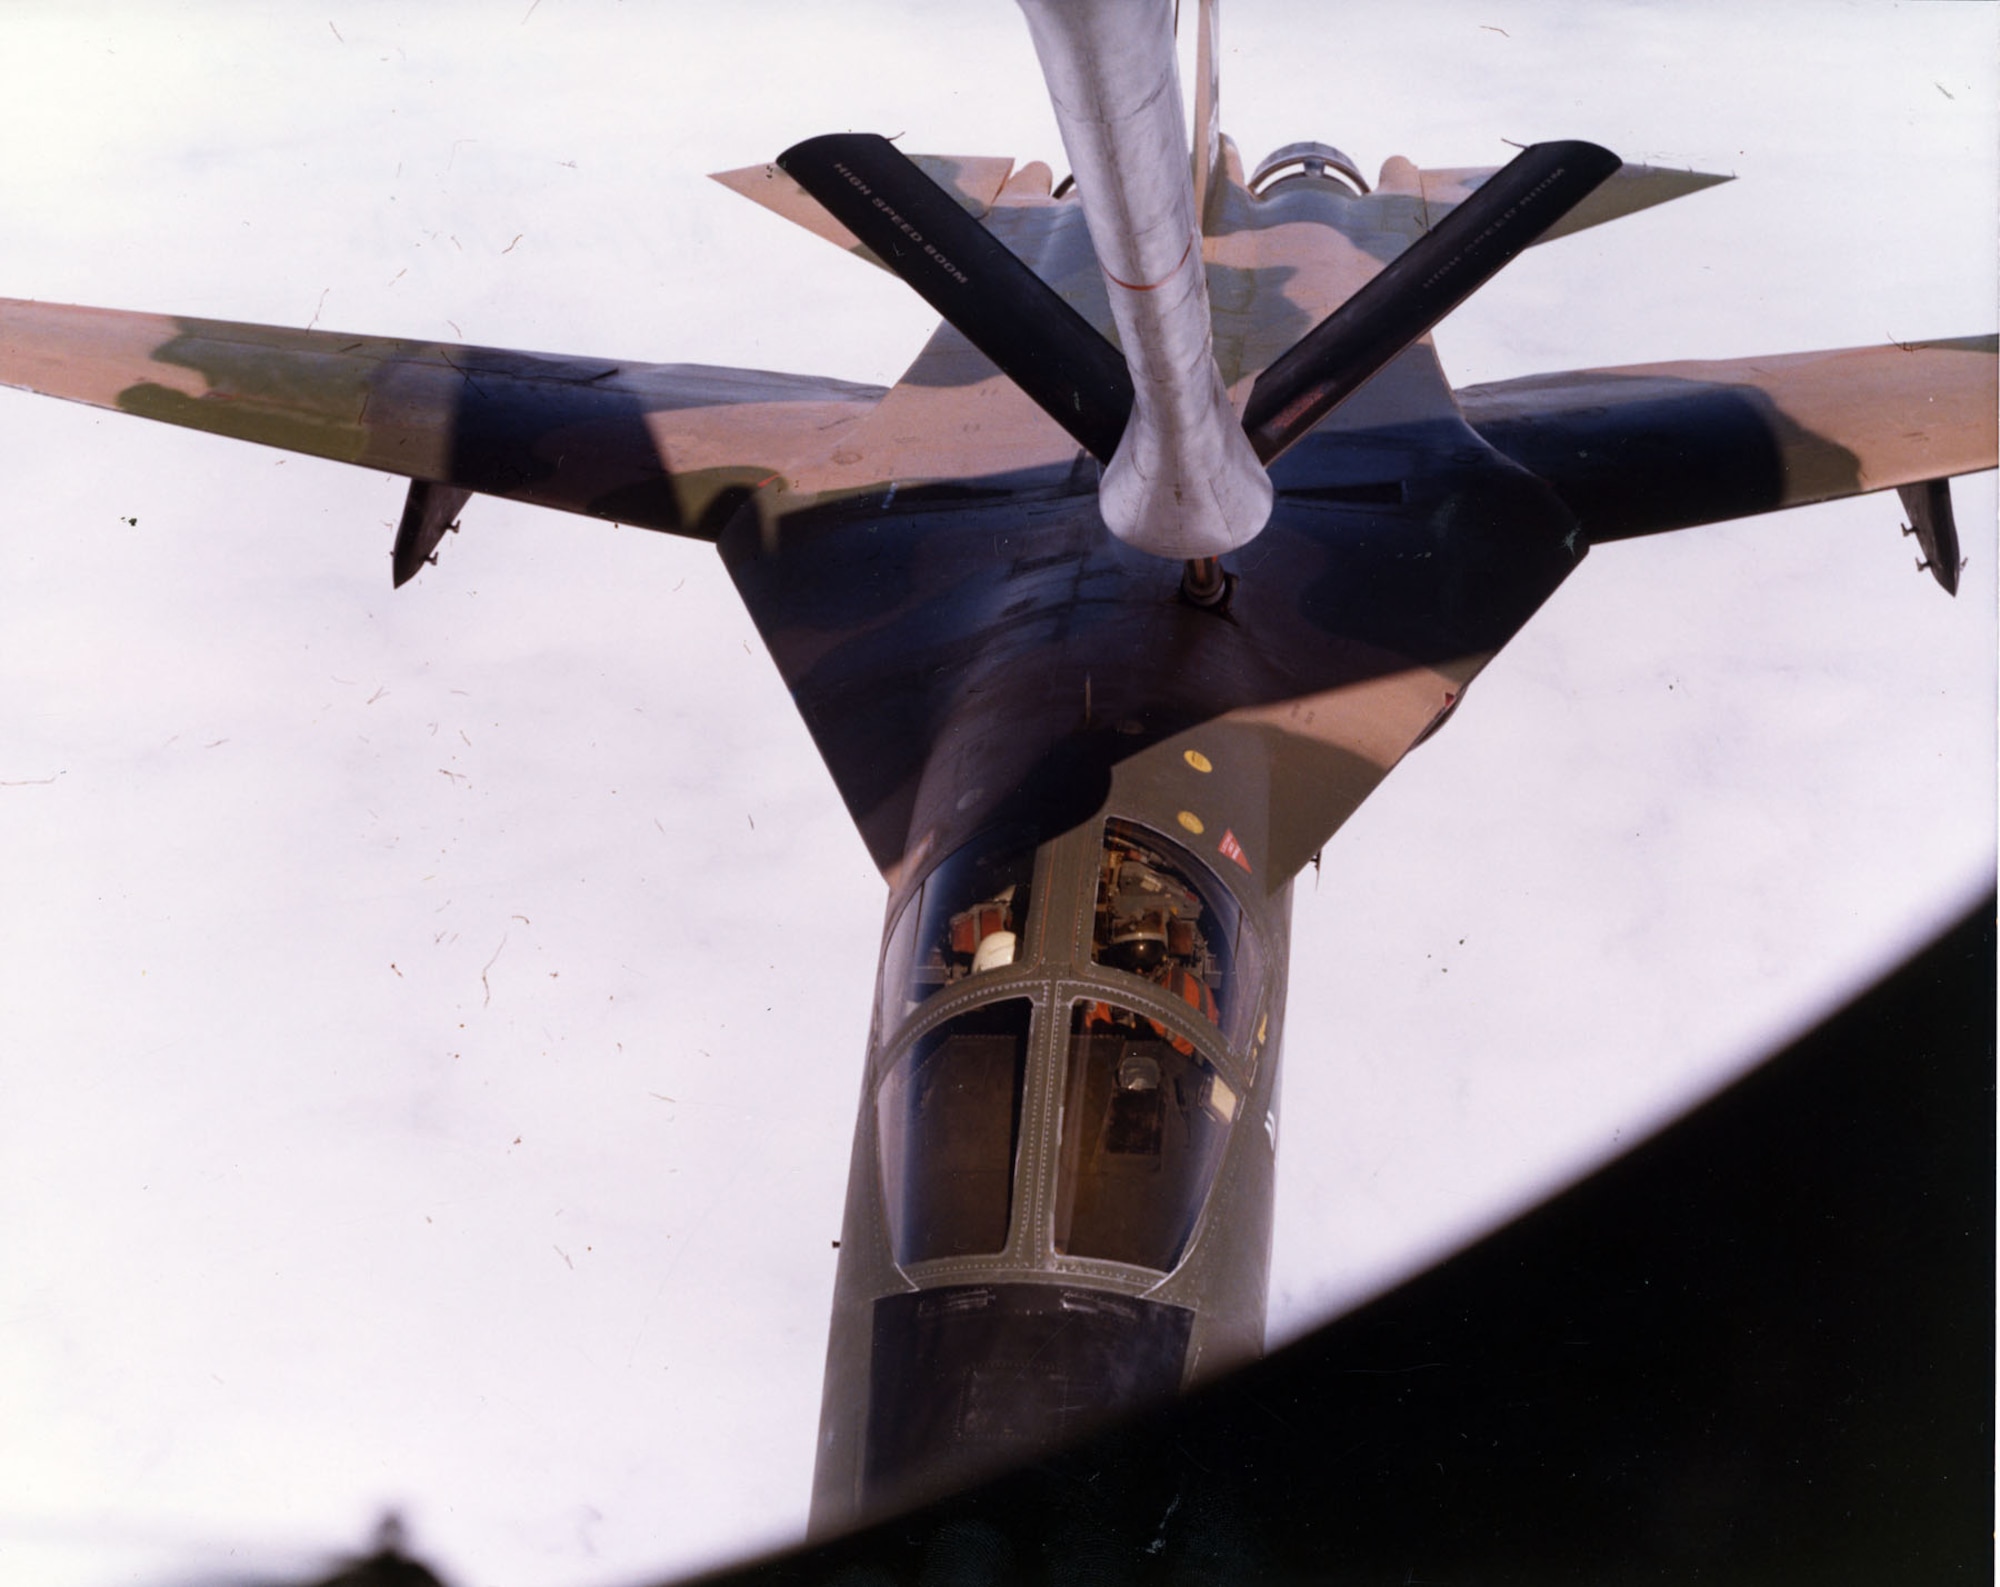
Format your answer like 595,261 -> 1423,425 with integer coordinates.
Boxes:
1103,923 -> 1168,975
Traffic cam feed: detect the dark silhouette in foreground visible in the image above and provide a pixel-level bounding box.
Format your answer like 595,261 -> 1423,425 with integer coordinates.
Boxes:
679,894 -> 1994,1584
268,896 -> 1993,1586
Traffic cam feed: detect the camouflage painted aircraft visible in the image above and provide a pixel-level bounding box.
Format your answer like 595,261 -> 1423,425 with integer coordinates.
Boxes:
2,0 -> 1992,1542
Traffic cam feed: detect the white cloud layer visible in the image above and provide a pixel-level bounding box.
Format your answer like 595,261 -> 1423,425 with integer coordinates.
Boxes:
0,4 -> 1992,1584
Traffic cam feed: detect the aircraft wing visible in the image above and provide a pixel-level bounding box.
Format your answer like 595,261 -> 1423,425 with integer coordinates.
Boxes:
1456,336 -> 1998,542
0,298 -> 883,565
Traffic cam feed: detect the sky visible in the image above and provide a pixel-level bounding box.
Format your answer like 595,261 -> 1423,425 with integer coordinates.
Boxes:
0,4 -> 1993,1585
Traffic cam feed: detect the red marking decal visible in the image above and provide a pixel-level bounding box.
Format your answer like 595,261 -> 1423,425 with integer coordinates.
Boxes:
1218,829 -> 1252,874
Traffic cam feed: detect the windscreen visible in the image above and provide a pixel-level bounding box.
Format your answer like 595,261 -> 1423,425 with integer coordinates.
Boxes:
1051,1000 -> 1237,1272
876,999 -> 1033,1266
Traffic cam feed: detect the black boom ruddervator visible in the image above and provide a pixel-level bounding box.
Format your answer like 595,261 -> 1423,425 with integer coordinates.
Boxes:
778,133 -> 1622,472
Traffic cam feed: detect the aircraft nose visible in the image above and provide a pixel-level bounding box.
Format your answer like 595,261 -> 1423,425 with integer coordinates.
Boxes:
862,1282 -> 1194,1510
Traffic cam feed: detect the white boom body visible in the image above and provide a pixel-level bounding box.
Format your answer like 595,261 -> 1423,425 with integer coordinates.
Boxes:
1018,0 -> 1273,561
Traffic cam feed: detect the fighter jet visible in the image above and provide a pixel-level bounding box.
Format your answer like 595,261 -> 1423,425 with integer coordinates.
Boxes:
1,0 -> 1992,1567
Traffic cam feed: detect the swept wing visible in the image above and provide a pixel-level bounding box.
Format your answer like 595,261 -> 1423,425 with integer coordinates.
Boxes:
0,300 -> 882,561
1459,336 -> 1998,542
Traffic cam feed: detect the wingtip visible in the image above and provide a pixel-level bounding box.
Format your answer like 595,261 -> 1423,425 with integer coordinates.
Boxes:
710,152 -> 869,257
707,162 -> 778,194
1629,163 -> 1736,195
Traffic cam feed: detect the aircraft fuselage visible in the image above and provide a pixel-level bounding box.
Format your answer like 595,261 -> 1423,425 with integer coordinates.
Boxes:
720,403 -> 1587,1526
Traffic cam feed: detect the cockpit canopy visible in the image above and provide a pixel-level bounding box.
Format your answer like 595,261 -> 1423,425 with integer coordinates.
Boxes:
870,816 -> 1270,1279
